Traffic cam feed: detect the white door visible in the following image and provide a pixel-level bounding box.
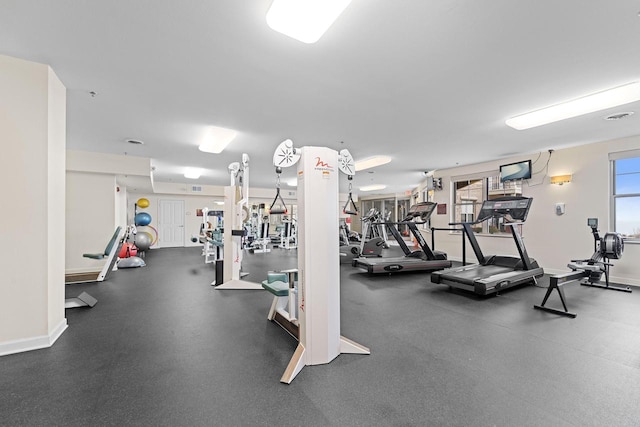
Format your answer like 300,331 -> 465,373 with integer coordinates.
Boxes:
158,200 -> 185,247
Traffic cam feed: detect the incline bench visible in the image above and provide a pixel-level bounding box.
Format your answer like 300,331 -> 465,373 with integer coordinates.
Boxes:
65,227 -> 124,309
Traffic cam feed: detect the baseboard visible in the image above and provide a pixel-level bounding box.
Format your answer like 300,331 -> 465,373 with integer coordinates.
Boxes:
50,318 -> 68,345
66,267 -> 102,274
65,271 -> 100,284
0,318 -> 68,357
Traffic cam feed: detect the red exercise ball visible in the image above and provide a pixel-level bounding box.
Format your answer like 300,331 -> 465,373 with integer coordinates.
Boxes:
119,242 -> 138,258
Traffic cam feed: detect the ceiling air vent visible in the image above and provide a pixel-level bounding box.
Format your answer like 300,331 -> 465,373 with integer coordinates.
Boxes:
604,112 -> 634,121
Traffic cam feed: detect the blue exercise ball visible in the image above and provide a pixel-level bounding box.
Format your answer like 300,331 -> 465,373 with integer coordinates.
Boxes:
134,232 -> 152,251
134,212 -> 152,226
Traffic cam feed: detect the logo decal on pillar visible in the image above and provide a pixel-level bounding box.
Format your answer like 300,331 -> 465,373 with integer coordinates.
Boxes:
314,157 -> 334,178
315,157 -> 331,168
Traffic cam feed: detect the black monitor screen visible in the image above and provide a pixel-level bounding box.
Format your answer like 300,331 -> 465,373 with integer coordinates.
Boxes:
477,197 -> 533,223
405,202 -> 436,221
500,159 -> 532,182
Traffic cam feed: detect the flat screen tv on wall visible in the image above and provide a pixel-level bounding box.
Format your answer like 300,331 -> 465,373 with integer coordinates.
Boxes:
499,159 -> 532,182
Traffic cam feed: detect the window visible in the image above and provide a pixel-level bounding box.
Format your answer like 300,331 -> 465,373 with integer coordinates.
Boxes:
611,152 -> 640,239
360,197 -> 411,237
452,173 -> 523,234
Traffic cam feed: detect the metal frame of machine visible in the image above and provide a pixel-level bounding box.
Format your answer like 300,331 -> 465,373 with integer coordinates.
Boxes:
431,196 -> 544,295
352,202 -> 451,274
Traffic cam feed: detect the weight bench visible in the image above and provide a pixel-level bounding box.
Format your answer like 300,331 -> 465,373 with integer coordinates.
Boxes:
262,269 -> 299,338
65,227 -> 124,309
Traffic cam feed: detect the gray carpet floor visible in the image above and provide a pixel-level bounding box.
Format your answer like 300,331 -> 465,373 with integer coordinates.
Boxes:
2,246 -> 640,426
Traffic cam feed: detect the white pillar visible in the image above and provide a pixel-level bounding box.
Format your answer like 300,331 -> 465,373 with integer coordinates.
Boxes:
297,146 -> 341,363
0,54 -> 67,356
281,146 -> 369,383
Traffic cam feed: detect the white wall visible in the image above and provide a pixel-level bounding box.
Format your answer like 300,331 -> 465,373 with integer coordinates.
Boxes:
115,185 -> 128,229
67,149 -> 151,176
418,135 -> 640,286
65,171 -> 117,273
65,150 -> 150,273
0,54 -> 67,355
47,67 -> 67,336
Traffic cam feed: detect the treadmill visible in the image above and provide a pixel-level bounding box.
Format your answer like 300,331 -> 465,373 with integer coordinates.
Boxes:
431,196 -> 544,295
352,202 -> 452,274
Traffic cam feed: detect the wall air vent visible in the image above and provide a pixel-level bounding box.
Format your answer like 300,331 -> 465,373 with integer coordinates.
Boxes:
190,185 -> 203,193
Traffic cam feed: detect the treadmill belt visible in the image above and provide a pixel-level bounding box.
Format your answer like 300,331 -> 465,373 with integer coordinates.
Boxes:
438,265 -> 512,285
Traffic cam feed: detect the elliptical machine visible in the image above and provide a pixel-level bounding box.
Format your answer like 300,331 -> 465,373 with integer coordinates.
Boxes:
339,221 -> 361,263
359,208 -> 386,257
534,218 -> 630,318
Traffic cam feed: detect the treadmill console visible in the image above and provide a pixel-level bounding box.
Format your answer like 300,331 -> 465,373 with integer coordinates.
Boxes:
476,197 -> 533,223
404,202 -> 436,222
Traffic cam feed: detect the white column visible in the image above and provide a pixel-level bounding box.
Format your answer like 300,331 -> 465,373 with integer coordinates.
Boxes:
281,146 -> 369,383
0,54 -> 67,356
297,146 -> 341,364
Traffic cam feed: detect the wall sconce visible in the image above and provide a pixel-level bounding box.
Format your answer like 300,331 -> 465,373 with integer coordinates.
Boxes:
550,174 -> 572,185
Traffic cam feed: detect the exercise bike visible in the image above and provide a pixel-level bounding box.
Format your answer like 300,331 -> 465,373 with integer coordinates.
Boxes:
339,221 -> 361,264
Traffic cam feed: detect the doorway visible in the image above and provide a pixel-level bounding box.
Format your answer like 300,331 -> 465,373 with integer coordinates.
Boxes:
158,200 -> 185,247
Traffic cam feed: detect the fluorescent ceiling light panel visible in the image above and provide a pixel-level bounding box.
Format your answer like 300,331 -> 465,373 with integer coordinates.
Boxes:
287,179 -> 297,187
266,0 -> 352,44
355,155 -> 392,172
360,184 -> 387,192
184,168 -> 202,179
506,82 -> 640,130
198,126 -> 238,154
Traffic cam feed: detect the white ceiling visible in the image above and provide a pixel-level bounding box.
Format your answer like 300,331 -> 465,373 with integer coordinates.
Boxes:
2,0 -> 640,196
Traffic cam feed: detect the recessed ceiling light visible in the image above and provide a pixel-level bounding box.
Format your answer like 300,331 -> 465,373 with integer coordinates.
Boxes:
360,184 -> 387,192
604,112 -> 634,121
506,82 -> 640,130
266,0 -> 352,44
198,126 -> 238,154
184,168 -> 202,179
126,139 -> 144,145
355,156 -> 392,172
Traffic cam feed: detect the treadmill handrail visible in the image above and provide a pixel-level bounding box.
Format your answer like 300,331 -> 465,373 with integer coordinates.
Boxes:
449,218 -> 526,227
373,219 -> 428,226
